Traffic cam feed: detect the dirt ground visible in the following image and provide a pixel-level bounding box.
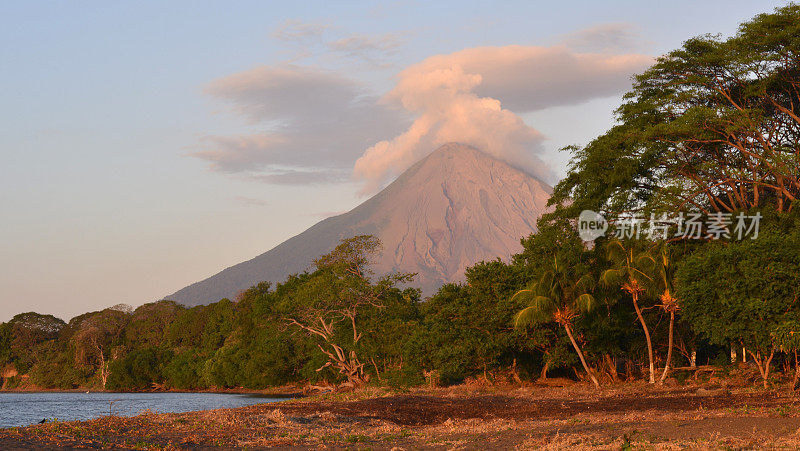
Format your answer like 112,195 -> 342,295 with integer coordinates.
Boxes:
3,379 -> 800,449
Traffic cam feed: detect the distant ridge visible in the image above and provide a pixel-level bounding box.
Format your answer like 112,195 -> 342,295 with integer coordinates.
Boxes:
167,143 -> 552,305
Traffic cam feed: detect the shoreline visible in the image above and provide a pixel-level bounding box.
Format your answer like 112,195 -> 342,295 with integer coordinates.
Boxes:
0,385 -> 304,398
3,381 -> 800,449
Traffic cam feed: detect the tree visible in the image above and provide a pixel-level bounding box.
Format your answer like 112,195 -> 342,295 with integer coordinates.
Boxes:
414,257 -> 545,385
624,4 -> 800,213
514,256 -> 600,388
601,240 -> 658,383
107,347 -> 171,390
549,4 -> 800,221
163,350 -> 207,390
772,320 -> 800,390
647,244 -> 681,383
6,313 -> 66,373
0,323 -> 11,368
677,230 -> 800,388
284,235 -> 413,386
8,312 -> 65,336
70,308 -> 129,389
124,301 -> 184,348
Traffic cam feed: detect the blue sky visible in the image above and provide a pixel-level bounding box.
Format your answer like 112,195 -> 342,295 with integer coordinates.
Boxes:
0,1 -> 789,321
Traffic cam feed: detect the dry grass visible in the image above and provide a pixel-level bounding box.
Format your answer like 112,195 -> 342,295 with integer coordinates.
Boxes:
3,379 -> 800,449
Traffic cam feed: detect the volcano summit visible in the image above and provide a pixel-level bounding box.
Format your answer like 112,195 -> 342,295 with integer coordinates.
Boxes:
169,143 -> 552,305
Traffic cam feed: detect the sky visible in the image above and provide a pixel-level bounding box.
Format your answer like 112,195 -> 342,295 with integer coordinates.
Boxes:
0,0 -> 790,322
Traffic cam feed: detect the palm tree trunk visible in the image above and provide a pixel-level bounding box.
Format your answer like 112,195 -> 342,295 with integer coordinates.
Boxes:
631,291 -> 655,383
659,311 -> 675,384
563,323 -> 600,389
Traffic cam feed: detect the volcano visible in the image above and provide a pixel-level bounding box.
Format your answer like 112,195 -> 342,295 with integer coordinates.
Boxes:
168,143 -> 552,305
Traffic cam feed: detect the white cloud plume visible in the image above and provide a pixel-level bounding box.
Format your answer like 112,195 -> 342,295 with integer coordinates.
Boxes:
195,43 -> 651,190
353,45 -> 653,193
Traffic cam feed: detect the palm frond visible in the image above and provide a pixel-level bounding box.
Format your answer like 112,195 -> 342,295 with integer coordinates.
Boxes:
574,273 -> 595,293
605,239 -> 626,262
510,288 -> 534,304
576,293 -> 597,313
514,296 -> 556,327
600,268 -> 623,287
531,295 -> 555,314
514,306 -> 538,328
659,247 -> 671,269
630,267 -> 654,283
539,271 -> 555,291
636,253 -> 656,269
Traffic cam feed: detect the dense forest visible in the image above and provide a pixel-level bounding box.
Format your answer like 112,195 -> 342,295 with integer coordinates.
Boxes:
3,5 -> 800,392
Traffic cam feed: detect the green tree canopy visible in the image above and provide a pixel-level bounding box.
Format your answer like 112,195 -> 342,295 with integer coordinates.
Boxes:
550,4 -> 800,218
677,228 -> 800,386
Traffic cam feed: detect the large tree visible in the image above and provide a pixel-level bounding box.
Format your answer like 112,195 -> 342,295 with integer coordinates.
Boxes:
550,4 -> 800,218
677,229 -> 800,388
3,312 -> 65,374
284,235 -> 413,386
70,307 -> 130,389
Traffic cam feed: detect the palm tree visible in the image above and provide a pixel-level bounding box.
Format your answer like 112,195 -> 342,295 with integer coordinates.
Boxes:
513,257 -> 600,389
601,239 -> 657,384
650,244 -> 680,384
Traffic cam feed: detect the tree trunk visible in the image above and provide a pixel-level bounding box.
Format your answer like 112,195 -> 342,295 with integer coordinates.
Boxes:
604,354 -> 618,382
511,358 -> 523,384
99,351 -> 109,390
747,348 -> 775,389
563,323 -> 600,389
659,311 -> 675,384
793,351 -> 800,391
540,359 -> 550,380
631,292 -> 655,383
371,357 -> 382,382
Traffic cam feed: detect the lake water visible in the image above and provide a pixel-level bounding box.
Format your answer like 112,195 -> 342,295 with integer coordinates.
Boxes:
0,392 -> 285,428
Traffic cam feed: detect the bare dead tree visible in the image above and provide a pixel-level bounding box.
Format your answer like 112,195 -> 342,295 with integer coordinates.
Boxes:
285,235 -> 413,387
